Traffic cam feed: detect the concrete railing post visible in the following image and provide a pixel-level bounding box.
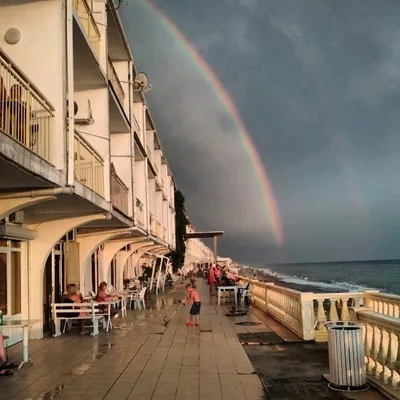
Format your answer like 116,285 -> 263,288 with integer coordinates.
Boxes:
299,292 -> 315,341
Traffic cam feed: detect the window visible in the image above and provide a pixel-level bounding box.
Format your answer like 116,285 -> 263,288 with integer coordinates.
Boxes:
0,239 -> 22,316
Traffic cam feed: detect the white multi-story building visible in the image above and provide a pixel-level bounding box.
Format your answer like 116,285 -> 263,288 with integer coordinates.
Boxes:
0,0 -> 176,343
184,224 -> 214,269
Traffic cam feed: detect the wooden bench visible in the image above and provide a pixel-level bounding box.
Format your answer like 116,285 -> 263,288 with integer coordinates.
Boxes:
52,302 -> 104,337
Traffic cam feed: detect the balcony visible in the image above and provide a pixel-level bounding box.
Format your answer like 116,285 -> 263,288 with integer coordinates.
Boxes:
74,133 -> 104,196
149,212 -> 155,235
135,198 -> 145,227
156,221 -> 162,238
73,0 -> 101,60
146,145 -> 152,161
110,166 -> 129,215
107,57 -> 125,106
0,50 -> 54,162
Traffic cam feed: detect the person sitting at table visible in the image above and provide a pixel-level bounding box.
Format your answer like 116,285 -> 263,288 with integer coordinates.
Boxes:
96,282 -> 119,319
220,271 -> 235,286
0,335 -> 15,376
63,284 -> 88,335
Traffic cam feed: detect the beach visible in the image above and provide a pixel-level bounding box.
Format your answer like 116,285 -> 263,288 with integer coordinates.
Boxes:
240,267 -> 354,294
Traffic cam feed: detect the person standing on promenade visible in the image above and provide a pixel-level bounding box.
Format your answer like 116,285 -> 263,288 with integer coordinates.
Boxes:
183,283 -> 201,327
208,264 -> 216,295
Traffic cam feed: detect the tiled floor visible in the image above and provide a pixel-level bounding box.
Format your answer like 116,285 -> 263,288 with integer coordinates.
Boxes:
0,281 -> 266,400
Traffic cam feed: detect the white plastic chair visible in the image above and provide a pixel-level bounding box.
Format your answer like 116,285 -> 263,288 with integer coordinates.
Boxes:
131,287 -> 147,310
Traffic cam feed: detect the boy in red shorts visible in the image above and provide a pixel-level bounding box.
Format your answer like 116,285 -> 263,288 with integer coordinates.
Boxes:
183,283 -> 201,326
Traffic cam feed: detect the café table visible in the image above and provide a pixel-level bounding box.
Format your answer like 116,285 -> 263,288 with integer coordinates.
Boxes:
1,319 -> 39,371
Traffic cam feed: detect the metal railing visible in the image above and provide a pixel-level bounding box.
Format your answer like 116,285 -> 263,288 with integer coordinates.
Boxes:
107,57 -> 125,106
135,198 -> 145,227
74,133 -> 104,196
0,51 -> 54,162
111,170 -> 129,215
73,0 -> 101,59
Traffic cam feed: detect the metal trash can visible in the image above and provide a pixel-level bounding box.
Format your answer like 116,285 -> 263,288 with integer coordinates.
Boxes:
327,322 -> 367,391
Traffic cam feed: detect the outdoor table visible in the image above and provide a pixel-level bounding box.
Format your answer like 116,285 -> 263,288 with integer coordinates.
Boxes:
217,286 -> 238,306
1,319 -> 39,371
116,293 -> 128,318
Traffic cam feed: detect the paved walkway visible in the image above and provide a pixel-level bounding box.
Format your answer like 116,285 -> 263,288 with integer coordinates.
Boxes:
1,280 -> 266,400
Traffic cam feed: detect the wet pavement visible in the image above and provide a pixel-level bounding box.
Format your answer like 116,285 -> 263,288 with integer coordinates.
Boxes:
0,281 -> 265,400
0,280 -> 386,400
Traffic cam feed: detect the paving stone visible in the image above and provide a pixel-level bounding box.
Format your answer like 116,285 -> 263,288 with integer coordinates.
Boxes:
1,280 -> 270,400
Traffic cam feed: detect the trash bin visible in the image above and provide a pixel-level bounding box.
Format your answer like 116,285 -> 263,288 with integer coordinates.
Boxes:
327,322 -> 367,391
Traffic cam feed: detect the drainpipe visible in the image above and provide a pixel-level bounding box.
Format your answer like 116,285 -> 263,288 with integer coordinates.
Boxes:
143,105 -> 150,236
128,62 -> 135,222
66,0 -> 75,187
0,187 -> 74,199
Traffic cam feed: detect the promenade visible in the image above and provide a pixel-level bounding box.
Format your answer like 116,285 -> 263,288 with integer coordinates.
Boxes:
1,281 -> 264,400
0,280 -> 385,400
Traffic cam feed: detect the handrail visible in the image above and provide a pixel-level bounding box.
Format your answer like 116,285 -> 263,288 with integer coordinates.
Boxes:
107,57 -> 125,106
74,132 -> 104,196
110,169 -> 128,215
0,50 -> 54,162
73,0 -> 101,59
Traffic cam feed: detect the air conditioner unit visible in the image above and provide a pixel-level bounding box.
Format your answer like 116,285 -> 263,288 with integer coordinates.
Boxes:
9,210 -> 24,224
74,99 -> 94,125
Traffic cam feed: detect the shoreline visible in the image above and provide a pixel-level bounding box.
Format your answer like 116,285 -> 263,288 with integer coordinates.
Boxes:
239,267 -> 342,294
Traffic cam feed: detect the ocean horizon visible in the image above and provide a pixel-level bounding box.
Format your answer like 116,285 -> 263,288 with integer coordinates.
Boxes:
244,259 -> 400,295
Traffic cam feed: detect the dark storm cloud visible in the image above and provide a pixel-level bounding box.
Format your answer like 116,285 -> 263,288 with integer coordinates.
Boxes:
123,0 -> 400,264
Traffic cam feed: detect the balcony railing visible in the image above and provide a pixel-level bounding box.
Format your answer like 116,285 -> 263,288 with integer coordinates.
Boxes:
107,57 -> 125,106
74,133 -> 104,196
149,212 -> 155,235
73,0 -> 101,59
156,221 -> 162,238
238,275 -> 400,398
135,198 -> 145,227
111,170 -> 129,215
0,50 -> 54,162
355,309 -> 400,399
146,145 -> 152,161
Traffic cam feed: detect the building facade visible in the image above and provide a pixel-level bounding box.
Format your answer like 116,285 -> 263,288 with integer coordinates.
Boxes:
184,225 -> 214,269
0,0 -> 176,343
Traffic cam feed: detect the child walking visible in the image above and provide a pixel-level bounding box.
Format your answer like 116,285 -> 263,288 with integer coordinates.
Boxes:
183,283 -> 201,327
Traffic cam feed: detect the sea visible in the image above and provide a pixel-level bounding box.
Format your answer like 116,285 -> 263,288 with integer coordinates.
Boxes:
252,260 -> 400,295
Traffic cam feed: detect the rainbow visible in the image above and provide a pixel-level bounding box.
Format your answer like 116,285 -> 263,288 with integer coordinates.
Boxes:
138,0 -> 283,245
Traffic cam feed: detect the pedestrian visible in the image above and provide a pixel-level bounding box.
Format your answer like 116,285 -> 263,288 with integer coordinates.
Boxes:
183,283 -> 201,327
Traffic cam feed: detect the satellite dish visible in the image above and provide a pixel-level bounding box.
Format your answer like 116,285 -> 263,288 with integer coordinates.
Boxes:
133,72 -> 151,92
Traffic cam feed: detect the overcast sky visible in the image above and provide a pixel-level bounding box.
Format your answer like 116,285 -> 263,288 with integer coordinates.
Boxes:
122,0 -> 400,265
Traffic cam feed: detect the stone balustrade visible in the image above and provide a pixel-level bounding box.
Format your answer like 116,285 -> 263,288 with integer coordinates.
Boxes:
355,309 -> 400,399
312,292 -> 365,342
239,275 -> 400,399
364,292 -> 400,318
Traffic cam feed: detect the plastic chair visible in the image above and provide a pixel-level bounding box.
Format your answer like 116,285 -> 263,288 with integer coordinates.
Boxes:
131,287 -> 147,310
